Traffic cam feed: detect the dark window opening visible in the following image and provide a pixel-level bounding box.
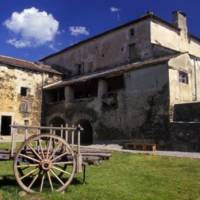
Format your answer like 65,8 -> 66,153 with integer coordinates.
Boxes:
129,43 -> 138,61
50,117 -> 65,127
24,120 -> 29,126
74,79 -> 98,99
47,88 -> 65,103
88,62 -> 94,72
48,74 -> 53,78
106,75 -> 125,93
20,87 -> 29,96
76,63 -> 84,75
130,28 -> 135,37
49,117 -> 65,136
1,116 -> 12,136
179,71 -> 189,84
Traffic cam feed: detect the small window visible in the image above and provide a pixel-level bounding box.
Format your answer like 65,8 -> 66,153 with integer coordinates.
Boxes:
48,74 -> 53,78
179,71 -> 189,84
47,88 -> 65,103
76,63 -> 84,75
20,102 -> 31,113
74,79 -> 98,99
88,62 -> 94,72
24,120 -> 29,126
106,75 -> 125,93
130,28 -> 135,37
129,43 -> 138,61
20,87 -> 29,96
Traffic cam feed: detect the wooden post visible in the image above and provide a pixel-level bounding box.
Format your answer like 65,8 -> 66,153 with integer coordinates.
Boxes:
61,124 -> 63,138
36,128 -> 41,151
77,124 -> 81,155
50,124 -> 53,134
76,124 -> 82,173
71,124 -> 74,148
65,123 -> 68,143
25,127 -> 28,141
11,123 -> 16,157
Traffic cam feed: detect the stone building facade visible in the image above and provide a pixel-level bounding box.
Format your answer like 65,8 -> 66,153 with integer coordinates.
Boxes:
0,55 -> 61,136
40,11 -> 200,151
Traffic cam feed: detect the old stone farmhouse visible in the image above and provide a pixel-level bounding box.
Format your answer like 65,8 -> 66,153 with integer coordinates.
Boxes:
0,55 -> 61,136
1,11 -> 200,151
40,11 -> 200,151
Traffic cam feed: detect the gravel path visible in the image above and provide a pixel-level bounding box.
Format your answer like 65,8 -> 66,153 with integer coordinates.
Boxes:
88,144 -> 200,159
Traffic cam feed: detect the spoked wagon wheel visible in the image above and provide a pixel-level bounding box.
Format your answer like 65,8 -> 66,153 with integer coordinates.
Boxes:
14,134 -> 76,193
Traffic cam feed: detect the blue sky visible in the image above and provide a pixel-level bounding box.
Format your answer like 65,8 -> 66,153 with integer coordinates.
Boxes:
0,0 -> 200,61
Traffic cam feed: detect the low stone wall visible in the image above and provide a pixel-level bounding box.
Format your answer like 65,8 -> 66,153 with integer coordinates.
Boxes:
170,122 -> 200,152
173,102 -> 200,122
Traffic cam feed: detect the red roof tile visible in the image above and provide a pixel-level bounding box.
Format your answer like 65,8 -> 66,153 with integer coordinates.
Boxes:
0,55 -> 62,75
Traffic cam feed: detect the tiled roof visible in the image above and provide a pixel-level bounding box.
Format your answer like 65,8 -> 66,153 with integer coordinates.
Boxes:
0,55 -> 62,75
44,53 -> 182,90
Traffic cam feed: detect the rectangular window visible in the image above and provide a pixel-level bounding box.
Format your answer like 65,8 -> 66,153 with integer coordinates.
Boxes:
74,79 -> 98,99
179,71 -> 189,84
47,88 -> 65,103
24,120 -> 29,126
20,87 -> 29,96
48,74 -> 53,78
20,102 -> 31,113
106,75 -> 125,93
130,28 -> 135,37
0,116 -> 12,136
88,62 -> 94,73
129,43 -> 138,61
76,63 -> 84,75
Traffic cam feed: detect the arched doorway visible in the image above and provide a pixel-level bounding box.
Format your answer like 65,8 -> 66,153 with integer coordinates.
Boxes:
77,120 -> 93,145
49,116 -> 65,127
49,117 -> 65,136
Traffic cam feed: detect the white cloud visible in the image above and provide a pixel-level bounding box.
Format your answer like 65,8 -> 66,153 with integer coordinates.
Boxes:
110,7 -> 120,13
4,7 -> 59,48
69,26 -> 90,36
6,38 -> 31,48
48,43 -> 58,51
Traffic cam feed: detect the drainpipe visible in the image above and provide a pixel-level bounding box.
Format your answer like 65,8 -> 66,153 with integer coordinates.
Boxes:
193,58 -> 197,101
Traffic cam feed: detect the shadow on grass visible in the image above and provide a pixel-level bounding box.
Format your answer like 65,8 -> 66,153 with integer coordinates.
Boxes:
0,176 -> 18,187
0,175 -> 84,188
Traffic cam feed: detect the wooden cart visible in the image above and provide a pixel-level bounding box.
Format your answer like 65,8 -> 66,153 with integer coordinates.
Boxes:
0,124 -> 111,193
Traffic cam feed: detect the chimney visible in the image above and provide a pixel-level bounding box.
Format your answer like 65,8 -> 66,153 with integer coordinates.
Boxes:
146,11 -> 154,15
172,11 -> 188,34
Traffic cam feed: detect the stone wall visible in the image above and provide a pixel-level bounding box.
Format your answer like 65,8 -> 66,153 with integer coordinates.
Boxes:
42,19 -> 152,75
0,64 -> 60,133
169,102 -> 200,152
167,54 -> 200,122
41,11 -> 200,151
170,122 -> 200,152
44,63 -> 170,148
151,21 -> 200,58
168,54 -> 194,107
173,102 -> 200,122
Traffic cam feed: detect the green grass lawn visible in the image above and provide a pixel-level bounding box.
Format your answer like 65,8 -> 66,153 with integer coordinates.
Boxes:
0,152 -> 200,200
